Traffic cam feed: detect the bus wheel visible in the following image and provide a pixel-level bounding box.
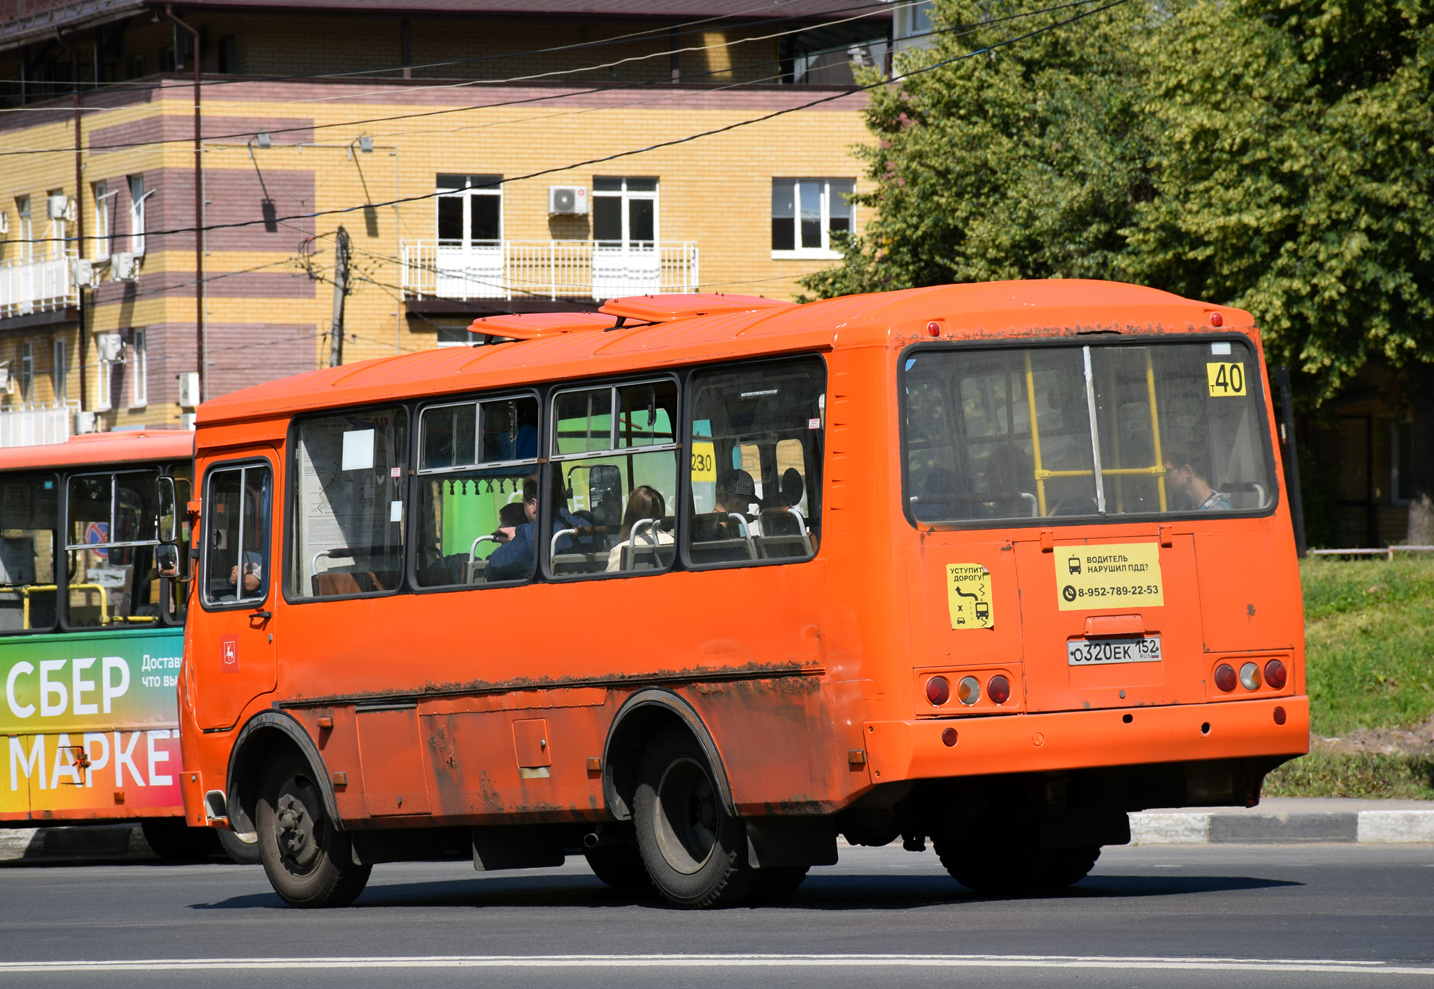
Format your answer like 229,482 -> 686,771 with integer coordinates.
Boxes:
218,828 -> 263,865
583,841 -> 653,893
1042,845 -> 1101,887
256,749 -> 370,908
931,827 -> 1050,894
141,819 -> 221,862
749,866 -> 809,904
633,727 -> 754,908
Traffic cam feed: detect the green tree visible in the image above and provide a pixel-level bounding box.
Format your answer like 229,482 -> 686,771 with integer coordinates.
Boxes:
808,0 -> 1434,541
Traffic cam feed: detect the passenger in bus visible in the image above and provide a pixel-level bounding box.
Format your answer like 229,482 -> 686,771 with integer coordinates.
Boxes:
1163,443 -> 1231,511
498,501 -> 527,529
486,472 -> 585,580
780,468 -> 804,507
605,486 -> 673,571
715,469 -> 758,517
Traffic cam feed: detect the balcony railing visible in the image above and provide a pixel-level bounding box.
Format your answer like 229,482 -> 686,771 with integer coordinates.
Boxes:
0,402 -> 80,448
0,251 -> 78,320
401,241 -> 699,302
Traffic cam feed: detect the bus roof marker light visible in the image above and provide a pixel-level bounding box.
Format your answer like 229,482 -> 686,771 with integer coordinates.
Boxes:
926,321 -> 941,337
925,676 -> 950,706
957,676 -> 980,705
987,675 -> 1010,705
1214,664 -> 1237,692
1239,662 -> 1262,691
1210,312 -> 1223,327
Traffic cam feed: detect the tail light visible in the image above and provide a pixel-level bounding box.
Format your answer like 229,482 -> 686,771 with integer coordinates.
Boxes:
1239,662 -> 1262,691
987,675 -> 1011,705
957,676 -> 980,705
1214,664 -> 1237,692
925,676 -> 950,706
1264,659 -> 1288,690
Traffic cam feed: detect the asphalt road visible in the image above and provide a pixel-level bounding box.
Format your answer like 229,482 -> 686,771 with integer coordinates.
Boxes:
0,843 -> 1431,988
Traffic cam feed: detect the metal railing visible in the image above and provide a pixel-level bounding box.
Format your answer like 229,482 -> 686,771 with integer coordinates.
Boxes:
401,240 -> 700,302
0,402 -> 80,447
0,250 -> 78,319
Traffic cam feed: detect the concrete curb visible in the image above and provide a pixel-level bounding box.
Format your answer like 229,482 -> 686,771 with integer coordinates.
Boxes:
0,824 -> 156,863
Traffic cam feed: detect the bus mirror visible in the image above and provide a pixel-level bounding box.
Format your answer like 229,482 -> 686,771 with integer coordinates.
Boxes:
156,543 -> 180,577
157,476 -> 178,544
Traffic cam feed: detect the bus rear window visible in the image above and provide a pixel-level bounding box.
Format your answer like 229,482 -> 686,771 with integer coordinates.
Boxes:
904,340 -> 1274,523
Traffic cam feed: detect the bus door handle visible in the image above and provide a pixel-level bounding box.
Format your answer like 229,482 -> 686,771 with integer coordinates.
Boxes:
249,609 -> 273,623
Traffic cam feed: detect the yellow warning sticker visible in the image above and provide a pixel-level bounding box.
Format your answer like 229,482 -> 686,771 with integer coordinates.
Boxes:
1206,362 -> 1247,397
946,563 -> 994,629
689,441 -> 717,483
1056,543 -> 1164,611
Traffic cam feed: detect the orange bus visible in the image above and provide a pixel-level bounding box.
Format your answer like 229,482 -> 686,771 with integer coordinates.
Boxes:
0,432 -> 254,860
177,281 -> 1307,908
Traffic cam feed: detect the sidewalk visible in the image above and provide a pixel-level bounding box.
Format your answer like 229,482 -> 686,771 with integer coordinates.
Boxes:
3,798 -> 1431,864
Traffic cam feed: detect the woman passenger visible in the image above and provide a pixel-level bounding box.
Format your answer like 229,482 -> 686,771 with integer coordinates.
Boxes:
605,486 -> 673,572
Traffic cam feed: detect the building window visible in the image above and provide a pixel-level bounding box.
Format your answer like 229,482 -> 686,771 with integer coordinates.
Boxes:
15,196 -> 32,263
46,189 -> 67,258
130,54 -> 147,79
128,175 -> 149,256
92,182 -> 117,260
436,174 -> 502,247
19,343 -> 32,403
771,179 -> 854,258
130,329 -> 147,408
95,334 -> 111,411
217,36 -> 237,74
53,338 -> 67,403
593,177 -> 658,248
894,0 -> 935,44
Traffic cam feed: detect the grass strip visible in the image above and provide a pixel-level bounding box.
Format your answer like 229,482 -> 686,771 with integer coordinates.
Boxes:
1262,751 -> 1434,800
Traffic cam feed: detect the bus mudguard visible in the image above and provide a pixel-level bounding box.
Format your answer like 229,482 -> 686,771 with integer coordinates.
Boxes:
602,687 -> 736,821
227,710 -> 339,834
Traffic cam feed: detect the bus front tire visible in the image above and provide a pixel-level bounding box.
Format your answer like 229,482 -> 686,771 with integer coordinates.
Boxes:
218,828 -> 263,865
256,749 -> 370,908
633,727 -> 754,909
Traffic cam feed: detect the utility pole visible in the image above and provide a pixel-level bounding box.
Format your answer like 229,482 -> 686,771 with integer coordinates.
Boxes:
55,29 -> 86,412
329,225 -> 350,367
167,6 -> 204,402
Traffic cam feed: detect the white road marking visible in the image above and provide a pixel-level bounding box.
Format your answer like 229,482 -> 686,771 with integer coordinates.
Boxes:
0,954 -> 1428,976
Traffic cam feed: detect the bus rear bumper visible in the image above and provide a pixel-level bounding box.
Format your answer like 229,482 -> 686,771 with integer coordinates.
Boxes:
863,696 -> 1309,785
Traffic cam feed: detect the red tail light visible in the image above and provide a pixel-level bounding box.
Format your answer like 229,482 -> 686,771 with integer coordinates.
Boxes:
925,676 -> 950,706
1214,664 -> 1237,692
987,675 -> 1011,705
1264,659 -> 1288,690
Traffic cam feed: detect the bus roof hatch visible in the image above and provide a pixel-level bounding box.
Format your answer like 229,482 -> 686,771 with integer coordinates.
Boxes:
598,293 -> 795,324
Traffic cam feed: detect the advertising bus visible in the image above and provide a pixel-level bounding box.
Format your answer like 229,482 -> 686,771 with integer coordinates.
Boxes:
177,281 -> 1307,908
0,432 -> 256,862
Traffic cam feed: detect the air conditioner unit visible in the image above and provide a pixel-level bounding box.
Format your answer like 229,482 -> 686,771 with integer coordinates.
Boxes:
177,372 -> 200,408
110,252 -> 138,282
0,363 -> 9,393
548,186 -> 589,216
96,333 -> 124,364
73,411 -> 97,435
47,195 -> 70,220
70,259 -> 94,287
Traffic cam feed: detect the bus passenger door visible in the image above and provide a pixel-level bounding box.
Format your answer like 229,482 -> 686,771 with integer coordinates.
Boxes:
193,458 -> 278,731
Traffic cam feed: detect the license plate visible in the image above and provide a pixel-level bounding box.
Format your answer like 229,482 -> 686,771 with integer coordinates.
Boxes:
1067,635 -> 1162,666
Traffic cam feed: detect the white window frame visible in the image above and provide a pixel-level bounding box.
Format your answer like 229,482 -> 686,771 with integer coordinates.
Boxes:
592,177 -> 659,249
92,181 -> 117,261
53,338 -> 67,403
19,342 -> 33,404
128,175 -> 152,257
435,174 -> 503,250
15,196 -> 32,263
130,328 -> 147,408
46,189 -> 67,260
95,334 -> 112,411
770,178 -> 855,260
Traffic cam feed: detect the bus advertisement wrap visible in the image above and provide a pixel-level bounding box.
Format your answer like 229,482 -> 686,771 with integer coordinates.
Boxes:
2,627 -> 184,819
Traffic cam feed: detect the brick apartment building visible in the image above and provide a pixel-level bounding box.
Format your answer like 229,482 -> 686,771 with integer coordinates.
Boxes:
0,0 -> 906,440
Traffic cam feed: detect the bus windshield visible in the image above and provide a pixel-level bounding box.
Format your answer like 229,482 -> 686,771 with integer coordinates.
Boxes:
904,339 -> 1274,523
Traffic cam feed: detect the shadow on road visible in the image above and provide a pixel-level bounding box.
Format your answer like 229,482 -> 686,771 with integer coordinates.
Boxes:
189,870 -> 1301,912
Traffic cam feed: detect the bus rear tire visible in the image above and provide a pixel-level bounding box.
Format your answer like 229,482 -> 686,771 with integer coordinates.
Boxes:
218,828 -> 263,865
633,727 -> 754,909
141,818 -> 221,862
256,749 -> 370,908
750,865 -> 809,904
1042,845 -> 1101,887
583,841 -> 653,893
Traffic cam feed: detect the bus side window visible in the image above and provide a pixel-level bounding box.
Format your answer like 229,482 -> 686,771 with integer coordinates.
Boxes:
0,472 -> 58,633
684,358 -> 825,567
65,469 -> 161,628
291,408 -> 408,599
202,464 -> 272,607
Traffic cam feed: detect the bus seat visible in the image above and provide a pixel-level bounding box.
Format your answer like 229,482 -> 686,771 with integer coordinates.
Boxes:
755,507 -> 812,559
688,512 -> 756,564
1222,481 -> 1268,510
313,572 -> 363,596
623,518 -> 675,570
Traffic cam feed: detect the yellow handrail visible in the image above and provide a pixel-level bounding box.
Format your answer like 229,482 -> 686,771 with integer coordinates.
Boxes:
1023,351 -> 1047,516
1145,347 -> 1168,511
16,583 -> 110,630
